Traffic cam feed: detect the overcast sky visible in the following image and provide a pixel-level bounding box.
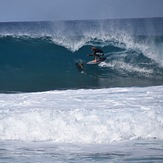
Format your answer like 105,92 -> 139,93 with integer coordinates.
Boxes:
0,0 -> 163,22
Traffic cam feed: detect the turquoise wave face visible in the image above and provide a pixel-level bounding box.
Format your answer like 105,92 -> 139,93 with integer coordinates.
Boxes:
0,18 -> 163,92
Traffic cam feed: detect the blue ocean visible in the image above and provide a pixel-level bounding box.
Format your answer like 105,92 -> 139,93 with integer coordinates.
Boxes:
0,18 -> 163,162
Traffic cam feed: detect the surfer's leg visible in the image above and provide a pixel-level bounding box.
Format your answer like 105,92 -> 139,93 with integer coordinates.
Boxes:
96,56 -> 101,62
93,56 -> 97,62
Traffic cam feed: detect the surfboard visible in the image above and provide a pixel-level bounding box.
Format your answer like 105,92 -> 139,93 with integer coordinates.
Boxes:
86,58 -> 106,65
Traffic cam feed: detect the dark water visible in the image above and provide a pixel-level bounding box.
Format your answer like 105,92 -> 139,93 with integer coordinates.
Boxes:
0,18 -> 163,92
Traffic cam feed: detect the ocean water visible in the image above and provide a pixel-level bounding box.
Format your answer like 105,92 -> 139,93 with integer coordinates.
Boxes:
0,18 -> 163,162
0,18 -> 163,92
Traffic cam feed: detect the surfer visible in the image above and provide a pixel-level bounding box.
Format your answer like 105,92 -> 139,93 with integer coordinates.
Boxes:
88,47 -> 104,62
75,59 -> 85,72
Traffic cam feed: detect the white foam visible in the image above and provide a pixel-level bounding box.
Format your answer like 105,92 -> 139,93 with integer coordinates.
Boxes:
51,36 -> 89,52
100,61 -> 154,77
0,86 -> 163,143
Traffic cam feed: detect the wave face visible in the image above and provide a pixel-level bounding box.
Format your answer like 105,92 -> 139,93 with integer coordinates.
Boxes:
0,18 -> 163,92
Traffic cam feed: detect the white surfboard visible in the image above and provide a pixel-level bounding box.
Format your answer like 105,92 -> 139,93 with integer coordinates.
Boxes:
87,58 -> 106,65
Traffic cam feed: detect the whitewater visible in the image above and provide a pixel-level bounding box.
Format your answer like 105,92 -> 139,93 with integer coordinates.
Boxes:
0,18 -> 163,162
0,86 -> 163,162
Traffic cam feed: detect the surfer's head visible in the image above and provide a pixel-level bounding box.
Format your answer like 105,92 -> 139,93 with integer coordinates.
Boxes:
91,47 -> 96,51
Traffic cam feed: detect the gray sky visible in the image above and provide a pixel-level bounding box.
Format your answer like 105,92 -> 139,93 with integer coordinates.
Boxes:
0,0 -> 163,22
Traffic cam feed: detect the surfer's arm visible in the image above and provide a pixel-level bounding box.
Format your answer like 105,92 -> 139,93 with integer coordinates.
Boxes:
88,51 -> 96,56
